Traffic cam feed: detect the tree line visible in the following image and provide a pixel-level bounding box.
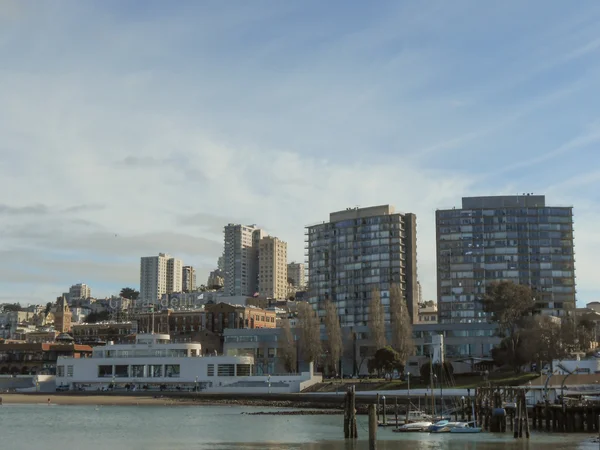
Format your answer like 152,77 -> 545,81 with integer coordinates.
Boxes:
279,282 -> 415,377
483,281 -> 596,372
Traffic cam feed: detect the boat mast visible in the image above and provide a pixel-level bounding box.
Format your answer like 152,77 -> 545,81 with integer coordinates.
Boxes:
151,304 -> 155,334
430,351 -> 435,417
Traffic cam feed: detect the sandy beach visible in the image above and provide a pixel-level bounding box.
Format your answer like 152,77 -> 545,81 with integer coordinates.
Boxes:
0,394 -> 182,406
0,393 -> 346,411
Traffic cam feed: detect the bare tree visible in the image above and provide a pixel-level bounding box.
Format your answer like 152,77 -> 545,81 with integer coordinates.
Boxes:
389,283 -> 414,365
279,318 -> 297,373
324,300 -> 343,376
297,301 -> 322,364
369,287 -> 386,350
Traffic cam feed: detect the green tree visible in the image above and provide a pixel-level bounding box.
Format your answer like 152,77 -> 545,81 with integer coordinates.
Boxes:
519,316 -> 568,370
2,303 -> 22,312
482,281 -> 535,372
85,311 -> 110,323
119,287 -> 139,300
368,346 -> 404,379
44,302 -> 53,315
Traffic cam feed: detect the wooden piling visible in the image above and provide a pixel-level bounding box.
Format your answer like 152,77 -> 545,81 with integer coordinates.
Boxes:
376,393 -> 380,423
513,400 -> 519,439
351,385 -> 357,438
382,396 -> 387,426
343,391 -> 349,438
369,404 -> 377,450
522,391 -> 530,439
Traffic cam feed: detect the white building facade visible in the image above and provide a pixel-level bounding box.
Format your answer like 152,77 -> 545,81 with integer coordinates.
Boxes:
55,333 -> 320,393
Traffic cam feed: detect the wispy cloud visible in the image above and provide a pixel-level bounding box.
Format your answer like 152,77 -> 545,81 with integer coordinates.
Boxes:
0,1 -> 599,304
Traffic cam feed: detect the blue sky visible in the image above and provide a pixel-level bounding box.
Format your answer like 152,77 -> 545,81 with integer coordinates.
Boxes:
1,1 -> 600,306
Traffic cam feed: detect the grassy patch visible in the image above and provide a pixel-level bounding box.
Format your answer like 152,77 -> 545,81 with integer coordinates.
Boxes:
306,372 -> 540,392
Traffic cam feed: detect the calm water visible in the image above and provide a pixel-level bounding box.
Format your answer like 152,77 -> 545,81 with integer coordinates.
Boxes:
0,404 -> 596,450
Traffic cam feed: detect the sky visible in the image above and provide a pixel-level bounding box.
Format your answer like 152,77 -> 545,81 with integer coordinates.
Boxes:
1,0 -> 600,306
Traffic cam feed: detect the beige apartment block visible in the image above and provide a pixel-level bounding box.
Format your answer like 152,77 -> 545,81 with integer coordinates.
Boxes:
259,236 -> 288,299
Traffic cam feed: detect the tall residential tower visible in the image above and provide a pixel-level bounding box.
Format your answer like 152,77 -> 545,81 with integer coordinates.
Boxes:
182,266 -> 196,292
258,236 -> 288,299
306,205 -> 419,326
223,224 -> 266,296
140,253 -> 184,303
435,195 -> 575,323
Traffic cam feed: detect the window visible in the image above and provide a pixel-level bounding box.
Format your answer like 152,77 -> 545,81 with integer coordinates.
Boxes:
236,364 -> 251,376
165,364 -> 180,378
98,365 -> 112,377
149,365 -> 162,378
115,365 -> 128,377
207,364 -> 214,376
268,348 -> 276,358
57,366 -> 65,377
67,365 -> 74,377
131,365 -> 144,377
217,364 -> 235,376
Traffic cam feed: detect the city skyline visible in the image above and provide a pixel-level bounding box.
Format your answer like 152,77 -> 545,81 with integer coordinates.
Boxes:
1,2 -> 600,305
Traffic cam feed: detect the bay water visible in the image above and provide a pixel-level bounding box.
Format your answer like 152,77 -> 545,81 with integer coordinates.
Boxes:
0,404 -> 595,450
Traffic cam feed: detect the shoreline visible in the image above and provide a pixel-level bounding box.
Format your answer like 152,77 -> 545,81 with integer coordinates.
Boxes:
0,393 -> 348,410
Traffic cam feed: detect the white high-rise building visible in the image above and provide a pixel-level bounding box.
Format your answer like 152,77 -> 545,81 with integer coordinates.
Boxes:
182,266 -> 196,292
68,283 -> 91,301
259,236 -> 288,299
223,224 -> 266,296
140,253 -> 184,303
287,262 -> 306,289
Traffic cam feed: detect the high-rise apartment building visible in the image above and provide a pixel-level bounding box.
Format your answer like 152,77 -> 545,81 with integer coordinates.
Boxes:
68,283 -> 91,301
140,253 -> 184,303
223,224 -> 266,296
287,262 -> 306,289
182,266 -> 196,292
258,236 -> 288,299
306,205 -> 419,326
167,257 -> 183,294
436,195 -> 575,324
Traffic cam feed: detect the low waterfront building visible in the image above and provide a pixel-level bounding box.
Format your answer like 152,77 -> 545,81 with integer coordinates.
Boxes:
204,303 -> 277,333
223,321 -> 501,377
137,309 -> 205,335
0,341 -> 92,375
55,333 -> 321,393
71,322 -> 137,346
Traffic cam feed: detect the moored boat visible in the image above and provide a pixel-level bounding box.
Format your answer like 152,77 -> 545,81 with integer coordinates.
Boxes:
449,422 -> 482,433
393,421 -> 433,432
428,420 -> 463,433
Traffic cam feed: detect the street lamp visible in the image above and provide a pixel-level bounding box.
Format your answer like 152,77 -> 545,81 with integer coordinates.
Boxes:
195,376 -> 198,392
268,374 -> 271,394
406,372 -> 411,397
